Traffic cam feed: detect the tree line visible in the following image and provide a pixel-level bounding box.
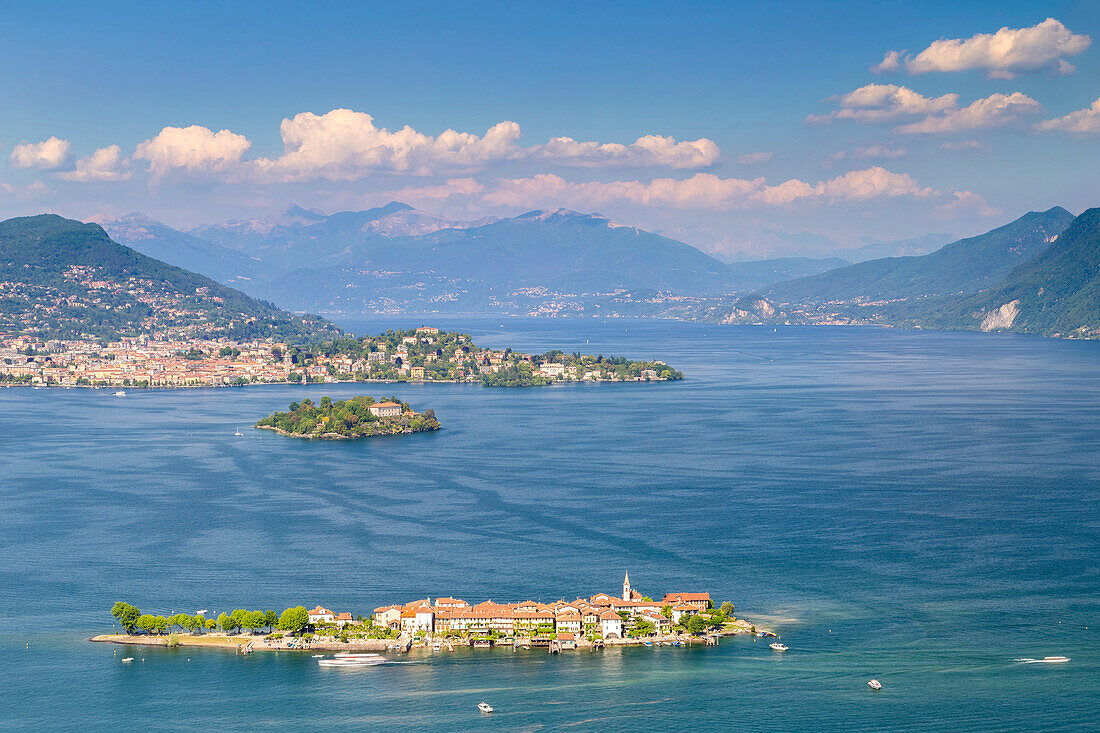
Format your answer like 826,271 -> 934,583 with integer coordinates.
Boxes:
111,602 -> 314,636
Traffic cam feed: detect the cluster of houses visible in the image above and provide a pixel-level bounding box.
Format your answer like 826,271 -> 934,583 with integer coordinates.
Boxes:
1,325 -> 675,387
0,335 -> 295,387
306,574 -> 712,643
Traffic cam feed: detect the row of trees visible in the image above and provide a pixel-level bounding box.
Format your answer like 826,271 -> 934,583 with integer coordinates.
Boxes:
111,602 -> 313,637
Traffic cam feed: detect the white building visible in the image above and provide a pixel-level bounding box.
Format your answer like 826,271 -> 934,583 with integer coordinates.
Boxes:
600,610 -> 623,639
308,606 -> 335,624
369,401 -> 402,417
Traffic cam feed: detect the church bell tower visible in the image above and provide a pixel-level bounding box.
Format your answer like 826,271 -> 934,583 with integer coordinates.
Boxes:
623,571 -> 632,600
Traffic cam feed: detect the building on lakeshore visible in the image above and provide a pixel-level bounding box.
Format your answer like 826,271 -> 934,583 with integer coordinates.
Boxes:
368,401 -> 402,417
662,592 -> 711,611
308,606 -> 335,624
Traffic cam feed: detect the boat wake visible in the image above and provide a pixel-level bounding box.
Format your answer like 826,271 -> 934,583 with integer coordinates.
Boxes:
1013,656 -> 1070,664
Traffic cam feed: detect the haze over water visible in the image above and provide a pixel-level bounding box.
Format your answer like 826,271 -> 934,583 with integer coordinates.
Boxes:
2,319 -> 1098,731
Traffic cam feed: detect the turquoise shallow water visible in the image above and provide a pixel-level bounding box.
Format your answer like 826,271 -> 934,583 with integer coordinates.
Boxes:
1,319 -> 1098,731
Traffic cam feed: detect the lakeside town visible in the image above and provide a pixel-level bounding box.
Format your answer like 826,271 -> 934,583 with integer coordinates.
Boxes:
94,574 -> 771,654
0,326 -> 682,388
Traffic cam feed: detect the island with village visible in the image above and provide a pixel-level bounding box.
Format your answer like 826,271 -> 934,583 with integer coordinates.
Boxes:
255,395 -> 440,440
1,326 -> 683,389
92,574 -> 775,656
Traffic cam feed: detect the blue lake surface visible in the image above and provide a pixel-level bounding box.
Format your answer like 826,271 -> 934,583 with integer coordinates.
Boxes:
1,319 -> 1098,731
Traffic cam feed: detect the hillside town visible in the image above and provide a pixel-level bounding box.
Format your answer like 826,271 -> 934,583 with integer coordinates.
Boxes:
0,326 -> 682,388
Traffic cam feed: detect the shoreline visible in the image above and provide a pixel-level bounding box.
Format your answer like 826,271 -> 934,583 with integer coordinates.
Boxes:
89,620 -> 773,654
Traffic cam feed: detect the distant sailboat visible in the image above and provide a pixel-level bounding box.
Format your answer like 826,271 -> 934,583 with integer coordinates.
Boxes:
234,427 -> 244,436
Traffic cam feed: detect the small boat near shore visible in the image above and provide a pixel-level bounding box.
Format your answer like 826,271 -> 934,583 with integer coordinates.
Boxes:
478,702 -> 494,713
113,390 -> 126,397
318,657 -> 385,667
121,657 -> 134,663
769,642 -> 788,652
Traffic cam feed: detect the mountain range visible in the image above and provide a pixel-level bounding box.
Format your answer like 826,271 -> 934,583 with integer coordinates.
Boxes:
94,203 -> 850,315
703,206 -> 1099,339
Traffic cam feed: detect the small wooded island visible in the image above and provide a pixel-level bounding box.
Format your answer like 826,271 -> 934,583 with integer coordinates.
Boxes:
255,395 -> 440,440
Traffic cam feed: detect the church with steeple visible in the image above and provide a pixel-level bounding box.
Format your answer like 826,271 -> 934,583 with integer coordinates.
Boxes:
622,571 -> 642,601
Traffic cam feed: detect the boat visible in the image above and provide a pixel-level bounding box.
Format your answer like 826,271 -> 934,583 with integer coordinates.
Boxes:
333,653 -> 383,660
311,654 -> 324,658
113,390 -> 126,397
318,657 -> 385,667
769,642 -> 788,652
234,427 -> 243,436
643,641 -> 653,647
121,657 -> 134,663
868,679 -> 882,690
1016,656 -> 1071,664
478,702 -> 494,714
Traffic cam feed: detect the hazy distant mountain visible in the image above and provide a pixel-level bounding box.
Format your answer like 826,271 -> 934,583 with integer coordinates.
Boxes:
841,232 -> 954,263
765,207 -> 1075,304
188,202 -> 495,272
912,208 -> 1100,338
90,213 -> 262,285
1,214 -> 337,341
87,203 -> 853,315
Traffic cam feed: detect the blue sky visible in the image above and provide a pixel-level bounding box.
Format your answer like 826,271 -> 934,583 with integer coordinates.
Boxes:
1,1 -> 1097,257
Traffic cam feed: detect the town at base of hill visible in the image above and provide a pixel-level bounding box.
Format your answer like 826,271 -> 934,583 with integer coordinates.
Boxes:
1,326 -> 683,388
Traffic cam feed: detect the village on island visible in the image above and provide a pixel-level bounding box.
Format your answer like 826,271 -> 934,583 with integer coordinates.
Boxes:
1,326 -> 682,388
94,574 -> 773,655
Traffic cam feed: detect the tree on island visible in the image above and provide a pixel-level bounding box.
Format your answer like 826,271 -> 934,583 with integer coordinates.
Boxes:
111,602 -> 141,634
720,601 -> 734,617
279,606 -> 309,636
686,615 -> 708,635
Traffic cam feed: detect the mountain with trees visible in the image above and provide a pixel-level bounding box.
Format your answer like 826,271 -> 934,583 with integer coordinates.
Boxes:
0,214 -> 338,341
763,207 -> 1075,304
908,207 -> 1100,338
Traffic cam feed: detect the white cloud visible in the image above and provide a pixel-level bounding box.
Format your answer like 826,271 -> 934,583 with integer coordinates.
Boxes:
815,85 -> 1040,135
56,145 -> 131,181
737,151 -> 773,165
9,136 -> 72,170
895,92 -> 1041,134
253,109 -> 523,181
810,84 -> 958,124
932,190 -> 1000,218
889,18 -> 1090,79
482,167 -> 945,211
853,145 -> 907,159
1035,96 -> 1100,135
531,134 -> 719,168
871,50 -> 905,74
134,125 -> 252,180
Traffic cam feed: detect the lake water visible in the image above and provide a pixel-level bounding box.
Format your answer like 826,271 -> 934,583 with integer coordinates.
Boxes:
1,319 -> 1098,731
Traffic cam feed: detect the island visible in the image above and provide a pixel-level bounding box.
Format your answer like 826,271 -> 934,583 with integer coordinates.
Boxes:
255,395 -> 440,440
92,573 -> 777,655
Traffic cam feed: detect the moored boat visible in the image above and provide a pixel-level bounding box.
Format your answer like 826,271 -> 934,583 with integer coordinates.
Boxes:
478,702 -> 494,713
868,679 -> 882,690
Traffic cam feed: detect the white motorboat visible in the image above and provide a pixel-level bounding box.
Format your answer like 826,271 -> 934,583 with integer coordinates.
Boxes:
769,642 -> 788,652
318,657 -> 385,667
334,652 -> 382,660
868,679 -> 882,690
478,702 -> 494,713
121,657 -> 134,663
113,390 -> 126,397
1016,656 -> 1070,664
